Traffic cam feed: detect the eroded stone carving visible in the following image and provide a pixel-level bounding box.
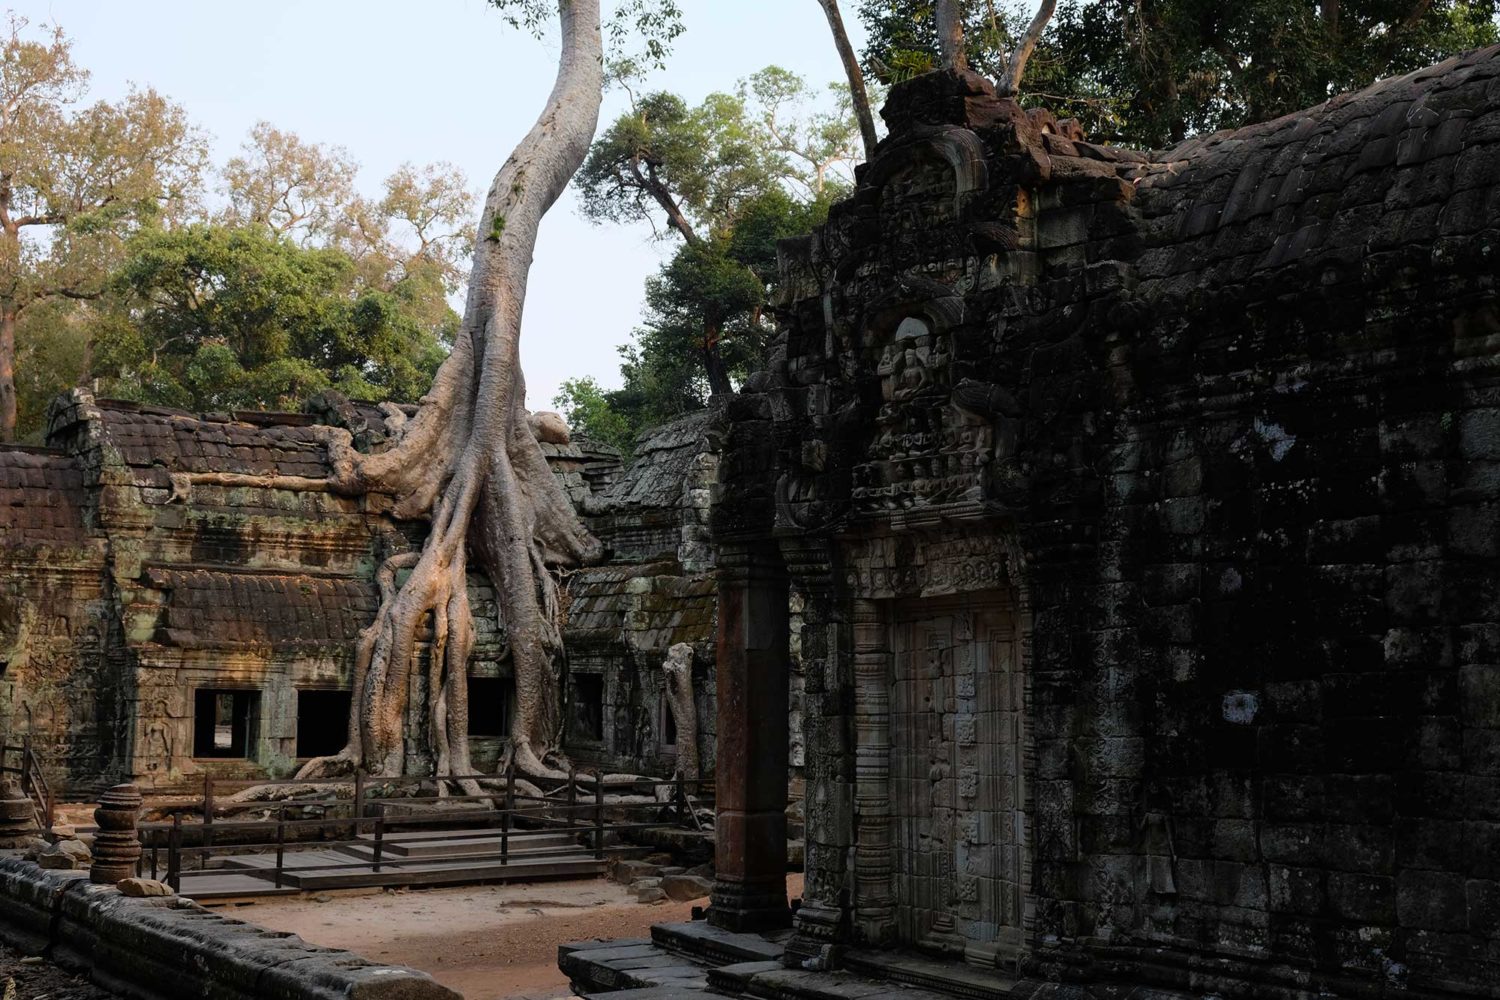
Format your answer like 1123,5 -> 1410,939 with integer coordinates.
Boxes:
660,642 -> 698,781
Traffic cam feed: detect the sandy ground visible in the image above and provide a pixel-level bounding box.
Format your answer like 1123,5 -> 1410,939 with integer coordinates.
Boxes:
230,873 -> 805,1000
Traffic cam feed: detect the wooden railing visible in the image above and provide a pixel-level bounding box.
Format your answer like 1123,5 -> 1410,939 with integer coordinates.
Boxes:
140,765 -> 713,892
0,729 -> 55,834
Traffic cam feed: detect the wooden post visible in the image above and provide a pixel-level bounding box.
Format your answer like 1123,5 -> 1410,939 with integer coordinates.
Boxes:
167,813 -> 182,892
354,770 -> 365,837
501,756 -> 514,866
567,764 -> 577,826
372,805 -> 384,873
594,772 -> 605,860
202,774 -> 214,856
274,804 -> 286,889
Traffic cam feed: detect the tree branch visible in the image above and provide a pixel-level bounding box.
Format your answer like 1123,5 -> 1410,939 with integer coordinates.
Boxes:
632,157 -> 701,246
997,0 -> 1057,97
815,0 -> 879,161
1320,0 -> 1341,37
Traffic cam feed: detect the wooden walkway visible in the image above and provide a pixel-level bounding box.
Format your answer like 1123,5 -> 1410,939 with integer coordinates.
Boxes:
176,828 -> 607,899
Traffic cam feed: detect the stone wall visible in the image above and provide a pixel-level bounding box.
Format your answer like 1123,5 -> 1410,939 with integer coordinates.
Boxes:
0,447 -> 116,791
714,48 -> 1500,999
0,860 -> 457,1000
562,412 -> 721,777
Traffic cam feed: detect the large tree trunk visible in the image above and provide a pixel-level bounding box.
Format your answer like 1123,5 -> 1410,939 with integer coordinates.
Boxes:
299,0 -> 606,784
0,301 -> 15,442
815,0 -> 879,161
660,642 -> 698,781
936,0 -> 967,71
702,320 -> 732,397
996,0 -> 1057,98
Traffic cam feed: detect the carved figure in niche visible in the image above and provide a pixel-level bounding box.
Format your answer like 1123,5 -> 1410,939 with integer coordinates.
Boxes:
144,721 -> 171,772
632,704 -> 652,759
660,642 -> 699,780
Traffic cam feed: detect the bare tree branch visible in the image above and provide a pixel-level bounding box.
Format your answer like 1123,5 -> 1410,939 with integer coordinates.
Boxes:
997,0 -> 1057,98
815,0 -> 879,160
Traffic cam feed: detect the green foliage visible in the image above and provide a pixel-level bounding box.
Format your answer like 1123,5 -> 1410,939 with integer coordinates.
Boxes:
92,224 -> 452,412
573,65 -> 857,423
858,0 -> 1500,146
552,375 -> 637,455
0,15 -> 210,437
487,0 -> 685,67
13,300 -> 89,442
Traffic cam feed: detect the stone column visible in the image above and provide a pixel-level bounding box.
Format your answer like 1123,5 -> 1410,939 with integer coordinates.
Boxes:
90,784 -> 143,884
852,597 -> 897,944
709,543 -> 792,933
780,537 -> 851,967
0,780 -> 37,848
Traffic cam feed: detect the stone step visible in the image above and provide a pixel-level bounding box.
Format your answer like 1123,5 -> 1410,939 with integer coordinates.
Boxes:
577,989 -> 712,1000
742,966 -> 957,1000
841,950 -> 1018,1000
651,921 -> 787,965
706,960 -> 783,994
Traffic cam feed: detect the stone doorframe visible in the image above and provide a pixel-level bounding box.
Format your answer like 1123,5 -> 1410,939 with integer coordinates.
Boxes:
846,523 -> 1035,959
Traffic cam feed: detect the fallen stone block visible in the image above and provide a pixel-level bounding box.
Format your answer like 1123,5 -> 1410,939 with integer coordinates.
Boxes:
610,859 -> 661,883
635,886 -> 667,904
37,851 -> 82,871
660,874 -> 712,902
116,878 -> 173,898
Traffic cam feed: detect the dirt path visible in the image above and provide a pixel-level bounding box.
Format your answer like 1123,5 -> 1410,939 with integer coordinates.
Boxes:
0,943 -> 117,1000
230,875 -> 804,1000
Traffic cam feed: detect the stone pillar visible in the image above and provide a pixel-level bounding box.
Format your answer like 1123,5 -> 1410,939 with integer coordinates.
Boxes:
782,538 -> 852,968
90,784 -> 143,884
851,597 -> 897,944
709,544 -> 792,933
0,780 -> 37,848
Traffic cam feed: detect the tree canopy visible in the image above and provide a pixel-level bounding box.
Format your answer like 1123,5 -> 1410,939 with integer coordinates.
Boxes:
92,224 -> 451,412
858,0 -> 1500,146
560,64 -> 861,447
0,15 -> 208,439
0,16 -> 476,439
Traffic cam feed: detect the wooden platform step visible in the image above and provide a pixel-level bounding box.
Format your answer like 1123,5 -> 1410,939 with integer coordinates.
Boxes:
338,830 -> 577,860
225,851 -> 605,891
173,872 -> 302,901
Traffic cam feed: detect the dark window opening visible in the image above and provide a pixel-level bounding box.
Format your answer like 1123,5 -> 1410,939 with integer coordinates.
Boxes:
571,674 -> 605,742
193,689 -> 259,759
467,677 -> 513,737
296,690 -> 351,758
661,692 -> 678,747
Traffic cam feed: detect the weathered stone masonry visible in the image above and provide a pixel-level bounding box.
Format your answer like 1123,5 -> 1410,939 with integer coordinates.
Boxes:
0,391 -> 722,794
710,48 -> 1500,999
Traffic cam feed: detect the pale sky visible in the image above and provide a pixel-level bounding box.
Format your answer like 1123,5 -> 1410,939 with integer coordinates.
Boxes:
12,0 -> 869,410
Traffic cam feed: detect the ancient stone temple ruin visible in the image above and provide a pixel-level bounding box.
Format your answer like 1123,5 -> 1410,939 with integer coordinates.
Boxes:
0,392 -> 723,793
701,47 -> 1500,1000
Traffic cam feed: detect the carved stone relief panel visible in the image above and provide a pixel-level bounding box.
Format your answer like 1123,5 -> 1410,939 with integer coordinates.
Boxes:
890,591 -> 1025,965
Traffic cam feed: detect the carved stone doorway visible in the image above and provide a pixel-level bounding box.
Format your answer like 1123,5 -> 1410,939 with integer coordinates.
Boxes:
889,590 -> 1025,965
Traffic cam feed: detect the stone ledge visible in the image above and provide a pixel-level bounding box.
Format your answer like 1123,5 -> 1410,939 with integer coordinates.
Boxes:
0,859 -> 459,1000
